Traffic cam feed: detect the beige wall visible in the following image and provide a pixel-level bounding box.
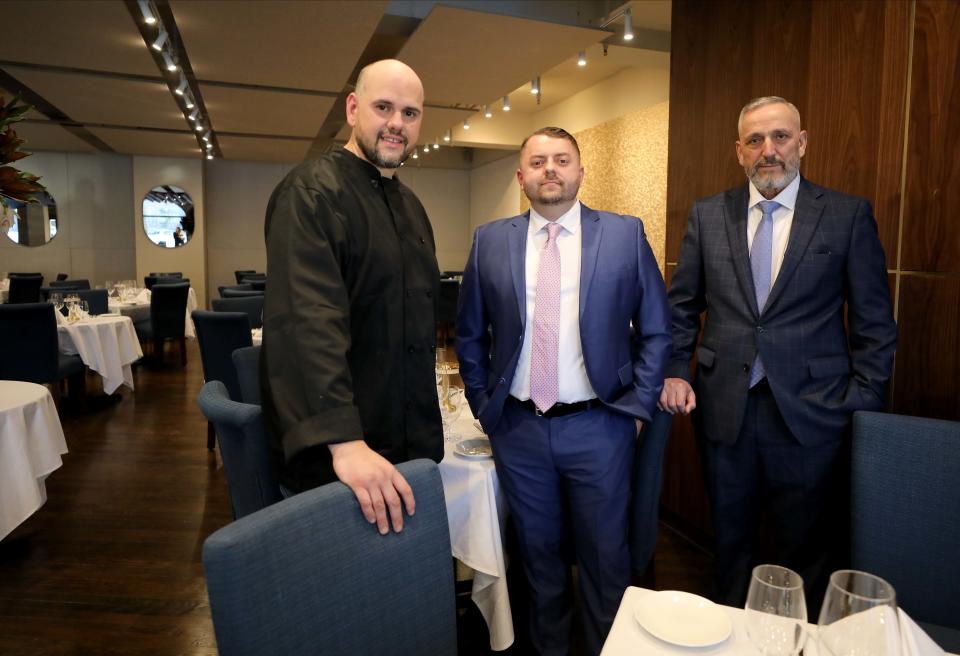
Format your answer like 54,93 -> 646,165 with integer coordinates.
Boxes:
469,153 -> 519,232
0,151 -> 136,285
133,156 -> 207,307
399,166 -> 471,272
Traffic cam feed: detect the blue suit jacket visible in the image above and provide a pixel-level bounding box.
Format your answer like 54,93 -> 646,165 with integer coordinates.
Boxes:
455,204 -> 671,434
666,178 -> 897,447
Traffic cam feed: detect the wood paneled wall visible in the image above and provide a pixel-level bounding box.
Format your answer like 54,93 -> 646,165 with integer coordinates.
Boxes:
662,0 -> 959,541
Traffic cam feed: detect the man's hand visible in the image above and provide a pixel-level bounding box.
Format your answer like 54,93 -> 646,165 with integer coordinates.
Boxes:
657,377 -> 697,415
329,440 -> 415,535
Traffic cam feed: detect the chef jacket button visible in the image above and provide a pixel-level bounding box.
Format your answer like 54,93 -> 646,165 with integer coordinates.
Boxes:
742,363 -> 750,372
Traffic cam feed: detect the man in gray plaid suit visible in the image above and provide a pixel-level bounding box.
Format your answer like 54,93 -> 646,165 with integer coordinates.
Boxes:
659,96 -> 897,610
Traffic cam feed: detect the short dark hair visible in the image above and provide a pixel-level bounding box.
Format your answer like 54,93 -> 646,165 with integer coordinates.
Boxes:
520,126 -> 580,158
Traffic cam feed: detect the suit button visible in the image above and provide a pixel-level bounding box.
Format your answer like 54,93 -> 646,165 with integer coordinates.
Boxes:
743,364 -> 750,372
499,378 -> 506,385
757,326 -> 765,333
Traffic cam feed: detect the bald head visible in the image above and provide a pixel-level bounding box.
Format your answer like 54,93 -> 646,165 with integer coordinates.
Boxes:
355,59 -> 424,103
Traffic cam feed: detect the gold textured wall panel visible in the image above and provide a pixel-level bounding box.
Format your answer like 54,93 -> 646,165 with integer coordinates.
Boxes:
520,101 -> 669,271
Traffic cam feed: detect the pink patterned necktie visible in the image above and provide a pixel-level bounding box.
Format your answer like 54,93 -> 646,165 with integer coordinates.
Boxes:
530,222 -> 562,413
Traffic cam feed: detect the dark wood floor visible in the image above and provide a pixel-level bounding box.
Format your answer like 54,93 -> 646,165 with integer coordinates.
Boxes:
0,341 -> 711,655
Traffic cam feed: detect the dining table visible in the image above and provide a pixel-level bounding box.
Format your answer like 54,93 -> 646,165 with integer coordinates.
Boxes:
0,277 -> 7,303
438,404 -> 514,651
107,286 -> 199,339
601,586 -> 953,656
0,381 -> 68,540
57,314 -> 143,394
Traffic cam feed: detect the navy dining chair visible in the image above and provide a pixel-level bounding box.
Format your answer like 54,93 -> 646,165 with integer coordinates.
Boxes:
221,288 -> 263,299
234,270 -> 257,284
202,459 -> 455,656
134,282 -> 190,365
77,289 -> 109,315
50,279 -> 91,290
231,345 -> 261,406
7,275 -> 44,303
211,296 -> 263,329
0,302 -> 85,401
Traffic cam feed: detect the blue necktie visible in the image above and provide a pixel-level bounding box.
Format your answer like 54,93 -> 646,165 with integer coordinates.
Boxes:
749,200 -> 779,388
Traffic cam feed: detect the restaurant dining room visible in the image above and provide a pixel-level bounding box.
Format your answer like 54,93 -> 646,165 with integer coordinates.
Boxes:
1,0 -> 958,655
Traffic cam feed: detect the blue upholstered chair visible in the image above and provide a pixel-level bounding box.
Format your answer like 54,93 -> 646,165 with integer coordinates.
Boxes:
231,345 -> 261,406
192,310 -> 253,451
6,274 -> 44,303
234,270 -> 256,284
851,411 -> 960,651
202,459 -> 456,656
144,274 -> 185,290
50,278 -> 91,290
134,282 -> 189,365
220,286 -> 262,299
197,380 -> 281,519
0,302 -> 85,398
630,409 -> 673,581
76,289 -> 109,315
211,295 -> 263,329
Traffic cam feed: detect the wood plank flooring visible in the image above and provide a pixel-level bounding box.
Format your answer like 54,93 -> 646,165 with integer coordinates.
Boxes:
0,341 -> 711,655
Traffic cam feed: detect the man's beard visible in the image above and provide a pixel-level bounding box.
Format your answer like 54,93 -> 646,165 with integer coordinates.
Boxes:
745,156 -> 800,196
357,129 -> 410,169
528,178 -> 577,206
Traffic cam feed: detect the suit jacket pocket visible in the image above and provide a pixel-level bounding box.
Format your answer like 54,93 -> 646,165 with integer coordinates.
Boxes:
697,345 -> 716,368
808,355 -> 851,379
617,362 -> 633,386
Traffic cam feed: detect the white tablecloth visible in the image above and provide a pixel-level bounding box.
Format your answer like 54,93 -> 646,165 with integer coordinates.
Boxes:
601,587 -> 954,656
251,328 -> 262,346
1,277 -> 8,303
439,411 -> 514,651
108,286 -> 198,339
0,381 -> 68,540
58,315 -> 143,394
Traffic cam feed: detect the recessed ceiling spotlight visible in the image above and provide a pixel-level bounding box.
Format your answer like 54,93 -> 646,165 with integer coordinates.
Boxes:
578,51 -> 587,67
623,8 -> 634,41
503,95 -> 510,112
138,0 -> 156,25
151,28 -> 168,52
162,51 -> 178,72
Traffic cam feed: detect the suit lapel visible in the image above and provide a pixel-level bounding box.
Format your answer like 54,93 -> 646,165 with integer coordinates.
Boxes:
578,204 -> 602,319
764,178 -> 824,313
508,212 -> 529,324
723,185 -> 757,317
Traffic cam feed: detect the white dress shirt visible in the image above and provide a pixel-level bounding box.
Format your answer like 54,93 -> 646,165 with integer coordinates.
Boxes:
510,201 -> 596,403
746,173 -> 801,285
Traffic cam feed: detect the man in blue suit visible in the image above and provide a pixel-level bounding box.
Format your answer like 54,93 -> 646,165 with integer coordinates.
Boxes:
456,126 -> 671,656
659,97 -> 897,610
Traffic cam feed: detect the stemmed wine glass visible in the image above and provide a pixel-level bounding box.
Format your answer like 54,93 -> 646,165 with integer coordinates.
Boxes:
745,564 -> 808,655
817,570 -> 900,656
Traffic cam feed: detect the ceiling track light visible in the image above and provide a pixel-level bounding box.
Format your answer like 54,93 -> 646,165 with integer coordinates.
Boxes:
530,76 -> 540,95
463,119 -> 470,130
412,150 -> 418,159
623,8 -> 634,41
433,139 -> 439,150
578,51 -> 587,67
423,144 -> 430,153
138,0 -> 156,25
184,92 -> 195,109
151,28 -> 168,52
162,51 -> 178,72
188,108 -> 200,122
175,75 -> 188,96
206,154 -> 213,160
194,123 -> 204,132
484,104 -> 492,118
503,95 -> 510,112
443,130 -> 451,142
202,131 -> 211,142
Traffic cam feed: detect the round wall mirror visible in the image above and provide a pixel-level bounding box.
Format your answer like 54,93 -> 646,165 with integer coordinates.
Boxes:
1,191 -> 59,246
142,185 -> 194,248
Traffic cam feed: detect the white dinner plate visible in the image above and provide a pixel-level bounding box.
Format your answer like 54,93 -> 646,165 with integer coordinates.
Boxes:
454,437 -> 492,459
633,590 -> 732,647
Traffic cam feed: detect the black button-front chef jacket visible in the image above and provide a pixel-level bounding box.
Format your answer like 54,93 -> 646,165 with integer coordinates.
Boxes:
261,148 -> 443,492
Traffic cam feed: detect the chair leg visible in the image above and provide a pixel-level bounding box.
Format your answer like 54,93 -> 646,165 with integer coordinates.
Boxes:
207,421 -> 216,451
179,336 -> 187,366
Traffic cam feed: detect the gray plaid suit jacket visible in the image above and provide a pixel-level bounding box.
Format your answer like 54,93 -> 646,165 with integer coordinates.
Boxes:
666,177 -> 897,447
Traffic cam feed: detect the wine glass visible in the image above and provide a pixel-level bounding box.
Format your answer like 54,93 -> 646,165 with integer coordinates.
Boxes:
440,386 -> 465,442
745,564 -> 807,655
49,292 -> 64,316
817,570 -> 900,656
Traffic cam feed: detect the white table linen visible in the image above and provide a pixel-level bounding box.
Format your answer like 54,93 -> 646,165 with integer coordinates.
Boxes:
58,315 -> 143,393
108,286 -> 198,339
439,410 -> 514,651
0,277 -> 8,303
251,328 -> 262,346
601,587 -> 953,656
0,381 -> 68,540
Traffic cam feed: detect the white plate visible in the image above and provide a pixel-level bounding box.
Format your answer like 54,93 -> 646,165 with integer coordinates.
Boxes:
633,590 -> 732,648
454,437 -> 492,459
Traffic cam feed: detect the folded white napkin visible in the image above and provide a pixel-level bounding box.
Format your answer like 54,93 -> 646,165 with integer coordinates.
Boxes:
134,288 -> 151,304
55,308 -> 68,325
899,608 -> 946,656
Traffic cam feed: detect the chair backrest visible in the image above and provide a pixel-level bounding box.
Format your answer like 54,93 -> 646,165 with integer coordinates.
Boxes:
851,411 -> 960,630
211,295 -> 263,329
0,303 -> 59,382
9,272 -> 42,277
197,381 -> 282,519
234,270 -> 257,284
221,288 -> 263,299
149,282 -> 190,339
630,409 -> 673,578
7,275 -> 44,303
239,273 -> 267,282
50,278 -> 91,290
55,273 -> 69,281
145,275 -> 186,290
231,345 -> 261,405
202,459 -> 456,656
149,272 -> 183,278
77,289 -> 109,315
248,279 -> 266,291
437,278 -> 460,323
192,310 -> 252,401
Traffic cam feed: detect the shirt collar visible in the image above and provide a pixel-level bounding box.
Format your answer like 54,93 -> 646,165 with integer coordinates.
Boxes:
529,200 -> 581,235
337,146 -> 397,185
748,173 -> 801,212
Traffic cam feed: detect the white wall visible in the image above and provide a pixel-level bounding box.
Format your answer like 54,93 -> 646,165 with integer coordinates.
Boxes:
0,152 -> 135,285
398,167 -> 471,272
204,158 -> 294,301
133,156 -> 207,306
